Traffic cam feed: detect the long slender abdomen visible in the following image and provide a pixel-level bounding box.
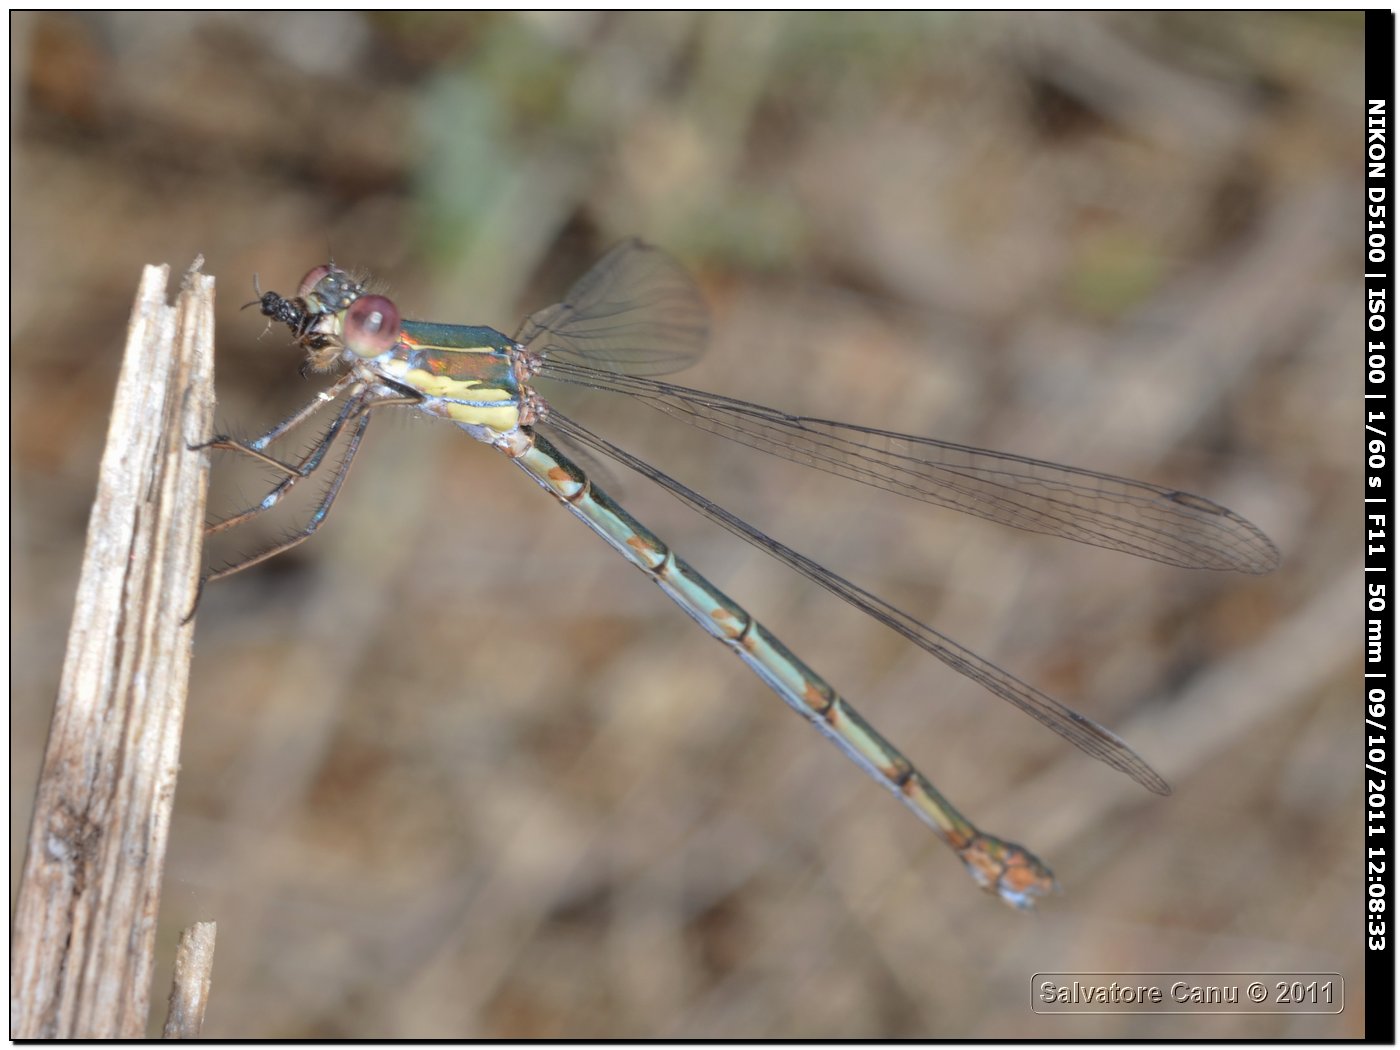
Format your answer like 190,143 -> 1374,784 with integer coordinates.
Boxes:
502,428 -> 1056,909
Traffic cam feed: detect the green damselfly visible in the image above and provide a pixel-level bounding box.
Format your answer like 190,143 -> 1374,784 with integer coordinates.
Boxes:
204,240 -> 1278,908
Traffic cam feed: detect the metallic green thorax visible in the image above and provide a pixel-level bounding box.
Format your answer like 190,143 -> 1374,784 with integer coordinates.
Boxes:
386,320 -> 523,433
400,320 -> 516,354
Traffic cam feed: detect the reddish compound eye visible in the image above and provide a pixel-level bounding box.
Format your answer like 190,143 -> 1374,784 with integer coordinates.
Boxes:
342,294 -> 401,358
296,265 -> 336,300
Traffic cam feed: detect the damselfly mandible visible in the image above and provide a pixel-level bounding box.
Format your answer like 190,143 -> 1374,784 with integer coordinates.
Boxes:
202,240 -> 1279,909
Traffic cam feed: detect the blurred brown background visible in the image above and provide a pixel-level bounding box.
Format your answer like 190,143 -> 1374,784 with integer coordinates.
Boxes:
12,12 -> 1362,1038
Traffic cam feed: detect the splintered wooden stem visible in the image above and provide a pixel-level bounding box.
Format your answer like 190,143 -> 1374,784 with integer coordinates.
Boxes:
162,922 -> 218,1039
10,261 -> 215,1038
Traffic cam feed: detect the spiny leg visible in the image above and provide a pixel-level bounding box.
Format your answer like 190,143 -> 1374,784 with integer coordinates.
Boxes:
204,408 -> 373,586
197,389 -> 421,599
205,391 -> 367,537
196,371 -> 360,458
184,395 -> 369,623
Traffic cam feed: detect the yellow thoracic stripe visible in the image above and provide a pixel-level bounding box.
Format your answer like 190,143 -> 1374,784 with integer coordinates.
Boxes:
379,358 -> 521,432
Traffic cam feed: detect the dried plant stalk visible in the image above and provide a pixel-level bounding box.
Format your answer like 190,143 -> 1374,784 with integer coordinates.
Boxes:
10,261 -> 214,1038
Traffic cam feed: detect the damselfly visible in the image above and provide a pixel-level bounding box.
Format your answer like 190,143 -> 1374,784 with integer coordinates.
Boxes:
204,240 -> 1278,908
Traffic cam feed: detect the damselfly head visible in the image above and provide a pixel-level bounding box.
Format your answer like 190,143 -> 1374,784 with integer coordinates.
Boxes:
296,264 -> 366,317
340,294 -> 402,358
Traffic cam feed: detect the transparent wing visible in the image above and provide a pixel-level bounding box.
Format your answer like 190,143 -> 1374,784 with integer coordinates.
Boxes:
537,361 -> 1280,575
514,239 -> 710,376
544,410 -> 1171,796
